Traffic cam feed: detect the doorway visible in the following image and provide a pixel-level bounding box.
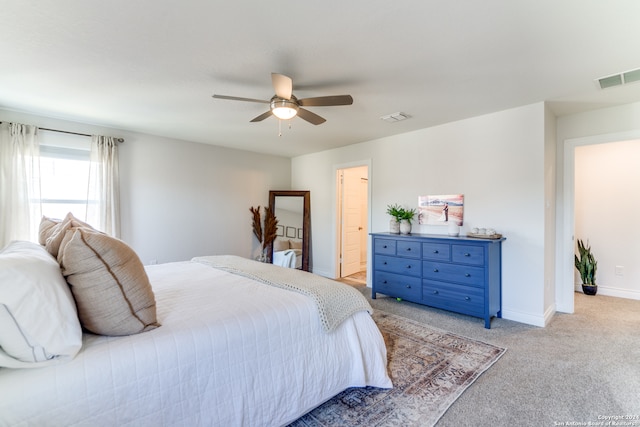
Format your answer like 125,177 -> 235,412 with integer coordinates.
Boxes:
561,130 -> 640,313
337,165 -> 369,280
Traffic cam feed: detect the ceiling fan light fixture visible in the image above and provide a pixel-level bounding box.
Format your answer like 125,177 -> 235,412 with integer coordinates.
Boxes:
271,98 -> 299,120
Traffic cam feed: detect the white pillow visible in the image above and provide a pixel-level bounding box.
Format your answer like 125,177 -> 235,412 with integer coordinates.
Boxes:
0,241 -> 83,368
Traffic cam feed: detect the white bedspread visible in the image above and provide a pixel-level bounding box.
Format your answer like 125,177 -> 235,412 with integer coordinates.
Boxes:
0,260 -> 391,427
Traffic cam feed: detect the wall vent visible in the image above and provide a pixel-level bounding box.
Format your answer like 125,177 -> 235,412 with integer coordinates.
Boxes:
597,67 -> 640,89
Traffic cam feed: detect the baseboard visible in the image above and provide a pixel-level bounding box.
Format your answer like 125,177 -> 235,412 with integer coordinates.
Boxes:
574,284 -> 640,300
501,308 -> 546,327
311,267 -> 333,279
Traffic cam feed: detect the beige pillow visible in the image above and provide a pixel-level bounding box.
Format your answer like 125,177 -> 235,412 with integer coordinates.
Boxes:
45,212 -> 94,258
38,216 -> 61,246
290,240 -> 303,250
274,239 -> 290,251
58,227 -> 160,336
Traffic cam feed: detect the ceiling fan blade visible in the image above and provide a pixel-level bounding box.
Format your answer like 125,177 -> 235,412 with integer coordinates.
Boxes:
298,95 -> 353,107
212,94 -> 269,104
272,73 -> 293,100
250,110 -> 273,122
297,108 -> 326,125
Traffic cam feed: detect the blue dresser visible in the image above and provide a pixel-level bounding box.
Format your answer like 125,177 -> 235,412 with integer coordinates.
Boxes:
371,232 -> 505,328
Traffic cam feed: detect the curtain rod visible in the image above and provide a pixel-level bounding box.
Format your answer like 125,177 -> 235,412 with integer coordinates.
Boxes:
39,127 -> 124,143
1,122 -> 124,143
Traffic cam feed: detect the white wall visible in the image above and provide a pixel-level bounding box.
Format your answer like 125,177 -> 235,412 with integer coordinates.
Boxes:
0,108 -> 292,264
293,103 -> 549,326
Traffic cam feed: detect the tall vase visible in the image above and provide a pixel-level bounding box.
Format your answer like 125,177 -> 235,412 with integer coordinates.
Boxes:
389,219 -> 400,234
256,249 -> 270,263
400,219 -> 411,235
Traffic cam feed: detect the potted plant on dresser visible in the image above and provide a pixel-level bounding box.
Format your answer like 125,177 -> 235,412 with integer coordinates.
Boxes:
386,204 -> 403,234
399,207 -> 417,235
386,204 -> 417,235
574,239 -> 597,295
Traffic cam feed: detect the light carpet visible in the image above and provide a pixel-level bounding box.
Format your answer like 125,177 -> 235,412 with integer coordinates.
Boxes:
289,310 -> 506,427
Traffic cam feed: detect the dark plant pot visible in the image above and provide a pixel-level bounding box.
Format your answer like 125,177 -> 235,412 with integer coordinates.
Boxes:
582,284 -> 597,296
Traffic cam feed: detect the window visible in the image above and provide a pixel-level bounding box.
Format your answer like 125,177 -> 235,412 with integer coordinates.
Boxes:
33,131 -> 95,229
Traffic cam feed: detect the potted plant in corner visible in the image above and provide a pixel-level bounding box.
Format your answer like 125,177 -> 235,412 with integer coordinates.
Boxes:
574,239 -> 597,295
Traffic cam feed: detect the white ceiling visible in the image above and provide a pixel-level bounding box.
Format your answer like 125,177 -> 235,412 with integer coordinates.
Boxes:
2,1 -> 640,157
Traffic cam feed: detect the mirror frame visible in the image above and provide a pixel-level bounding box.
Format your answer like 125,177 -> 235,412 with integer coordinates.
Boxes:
268,190 -> 310,271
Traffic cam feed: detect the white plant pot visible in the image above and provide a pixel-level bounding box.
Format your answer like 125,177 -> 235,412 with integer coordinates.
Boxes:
400,219 -> 412,235
389,219 -> 400,234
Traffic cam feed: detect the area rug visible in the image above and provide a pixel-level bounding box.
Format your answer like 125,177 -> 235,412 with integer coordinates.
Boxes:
288,310 -> 506,427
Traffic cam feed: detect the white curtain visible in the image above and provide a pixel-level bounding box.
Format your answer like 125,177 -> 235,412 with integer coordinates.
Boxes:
0,122 -> 41,247
86,135 -> 120,238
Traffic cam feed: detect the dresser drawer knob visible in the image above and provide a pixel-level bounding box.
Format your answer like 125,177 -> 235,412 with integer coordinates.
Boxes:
383,245 -> 388,248
433,250 -> 439,254
405,285 -> 411,289
383,261 -> 388,265
406,265 -> 411,269
433,268 -> 439,273
465,273 -> 471,277
406,248 -> 412,251
465,296 -> 471,301
432,290 -> 439,295
464,253 -> 470,257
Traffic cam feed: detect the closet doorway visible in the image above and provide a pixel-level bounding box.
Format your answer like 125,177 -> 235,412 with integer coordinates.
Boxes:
336,165 -> 369,279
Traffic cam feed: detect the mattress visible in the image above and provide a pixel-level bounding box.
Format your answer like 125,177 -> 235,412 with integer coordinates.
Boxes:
0,260 -> 391,426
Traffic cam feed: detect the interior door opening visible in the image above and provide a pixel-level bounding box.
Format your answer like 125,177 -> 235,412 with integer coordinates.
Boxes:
337,165 -> 369,279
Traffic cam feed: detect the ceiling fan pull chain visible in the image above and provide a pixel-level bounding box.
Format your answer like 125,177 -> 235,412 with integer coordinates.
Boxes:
278,119 -> 282,137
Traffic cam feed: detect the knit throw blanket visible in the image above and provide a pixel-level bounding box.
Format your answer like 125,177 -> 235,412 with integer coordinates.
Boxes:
192,255 -> 373,333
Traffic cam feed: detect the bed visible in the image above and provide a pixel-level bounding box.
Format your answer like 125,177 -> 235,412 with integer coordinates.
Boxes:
0,225 -> 391,426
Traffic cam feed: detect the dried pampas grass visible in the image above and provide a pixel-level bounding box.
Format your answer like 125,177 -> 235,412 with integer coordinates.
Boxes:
250,205 -> 279,251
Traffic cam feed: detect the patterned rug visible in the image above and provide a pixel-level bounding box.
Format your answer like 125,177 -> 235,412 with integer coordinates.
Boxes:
289,311 -> 506,427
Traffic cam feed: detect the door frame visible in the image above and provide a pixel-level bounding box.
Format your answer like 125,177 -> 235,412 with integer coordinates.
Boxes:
333,159 -> 372,280
559,130 -> 640,313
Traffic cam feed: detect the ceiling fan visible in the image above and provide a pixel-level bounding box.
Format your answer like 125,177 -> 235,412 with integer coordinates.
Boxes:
212,73 -> 353,125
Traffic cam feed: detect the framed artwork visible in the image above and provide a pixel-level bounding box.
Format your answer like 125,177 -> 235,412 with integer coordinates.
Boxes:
418,194 -> 464,226
286,226 -> 297,238
276,225 -> 284,237
297,228 -> 303,239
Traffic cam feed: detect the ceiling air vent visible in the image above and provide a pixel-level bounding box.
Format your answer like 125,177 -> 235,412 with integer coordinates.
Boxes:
380,112 -> 410,123
597,67 -> 640,89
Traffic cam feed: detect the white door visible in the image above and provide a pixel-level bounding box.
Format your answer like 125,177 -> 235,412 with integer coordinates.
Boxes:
340,166 -> 367,277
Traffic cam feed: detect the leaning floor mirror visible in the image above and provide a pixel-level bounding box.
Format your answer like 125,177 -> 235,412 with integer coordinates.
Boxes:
268,190 -> 310,271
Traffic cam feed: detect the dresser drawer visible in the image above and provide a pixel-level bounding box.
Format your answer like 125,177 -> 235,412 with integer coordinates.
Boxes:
422,242 -> 450,261
422,260 -> 485,287
374,271 -> 421,300
451,244 -> 484,266
375,255 -> 421,277
374,238 -> 396,255
397,240 -> 421,258
422,280 -> 484,317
